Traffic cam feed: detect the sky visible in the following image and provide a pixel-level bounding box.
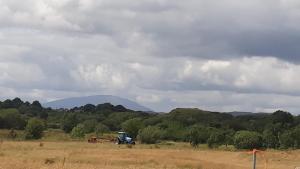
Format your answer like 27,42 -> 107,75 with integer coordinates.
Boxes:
1,0 -> 300,113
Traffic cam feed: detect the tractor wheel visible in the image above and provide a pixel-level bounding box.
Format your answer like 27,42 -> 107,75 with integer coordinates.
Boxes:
116,138 -> 121,145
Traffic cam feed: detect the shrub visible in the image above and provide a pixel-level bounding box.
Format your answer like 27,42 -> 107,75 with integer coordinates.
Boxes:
95,123 -> 110,137
71,124 -> 85,139
234,131 -> 263,149
188,125 -> 209,147
138,126 -> 161,144
25,118 -> 45,139
122,118 -> 144,138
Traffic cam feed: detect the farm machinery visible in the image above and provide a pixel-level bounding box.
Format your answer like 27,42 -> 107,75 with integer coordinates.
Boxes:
87,136 -> 115,143
87,132 -> 135,145
116,132 -> 135,145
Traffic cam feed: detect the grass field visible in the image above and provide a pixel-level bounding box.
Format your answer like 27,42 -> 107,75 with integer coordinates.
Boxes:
0,141 -> 299,169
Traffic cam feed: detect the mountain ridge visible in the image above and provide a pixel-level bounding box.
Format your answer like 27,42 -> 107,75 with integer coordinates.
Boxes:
43,95 -> 152,112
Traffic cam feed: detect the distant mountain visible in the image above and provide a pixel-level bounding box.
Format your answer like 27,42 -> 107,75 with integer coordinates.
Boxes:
227,111 -> 270,117
43,95 -> 152,112
227,111 -> 253,116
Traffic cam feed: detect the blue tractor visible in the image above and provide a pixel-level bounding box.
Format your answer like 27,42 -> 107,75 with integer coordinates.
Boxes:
116,132 -> 135,145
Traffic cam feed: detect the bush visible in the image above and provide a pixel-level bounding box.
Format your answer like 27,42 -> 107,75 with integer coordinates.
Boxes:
234,131 -> 263,149
138,126 -> 161,144
71,124 -> 85,139
25,118 -> 45,139
122,118 -> 145,138
188,125 -> 209,147
95,123 -> 110,137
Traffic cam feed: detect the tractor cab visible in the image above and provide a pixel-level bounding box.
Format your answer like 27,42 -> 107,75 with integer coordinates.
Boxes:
116,132 -> 135,145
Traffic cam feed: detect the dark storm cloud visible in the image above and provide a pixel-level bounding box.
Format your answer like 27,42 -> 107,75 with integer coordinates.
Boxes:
1,0 -> 300,62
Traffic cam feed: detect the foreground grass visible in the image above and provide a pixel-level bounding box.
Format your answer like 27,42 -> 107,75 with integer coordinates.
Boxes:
0,141 -> 299,169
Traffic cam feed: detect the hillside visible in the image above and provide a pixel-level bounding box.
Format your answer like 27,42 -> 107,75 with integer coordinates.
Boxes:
43,95 -> 152,112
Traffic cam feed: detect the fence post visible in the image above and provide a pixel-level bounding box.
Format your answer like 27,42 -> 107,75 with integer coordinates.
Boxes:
252,149 -> 257,169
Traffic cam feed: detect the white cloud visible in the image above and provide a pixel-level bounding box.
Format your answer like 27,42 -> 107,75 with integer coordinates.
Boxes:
136,94 -> 161,103
175,57 -> 300,95
0,62 -> 45,87
71,64 -> 130,90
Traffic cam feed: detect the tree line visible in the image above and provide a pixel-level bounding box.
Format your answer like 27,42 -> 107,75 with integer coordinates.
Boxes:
0,98 -> 300,149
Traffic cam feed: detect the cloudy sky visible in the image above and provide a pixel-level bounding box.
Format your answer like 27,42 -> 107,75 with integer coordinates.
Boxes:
1,0 -> 300,113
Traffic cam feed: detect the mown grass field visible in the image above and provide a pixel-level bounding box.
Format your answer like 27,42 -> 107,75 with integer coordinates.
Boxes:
0,140 -> 299,169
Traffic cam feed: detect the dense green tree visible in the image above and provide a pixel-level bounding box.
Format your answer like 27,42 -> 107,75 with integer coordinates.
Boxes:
32,101 -> 42,109
292,125 -> 300,148
83,104 -> 96,112
25,118 -> 45,139
234,131 -> 263,149
0,109 -> 26,129
83,119 -> 98,133
138,126 -> 161,144
122,118 -> 145,138
0,116 -> 3,128
279,131 -> 294,149
143,115 -> 165,126
61,113 -> 78,133
102,112 -> 139,131
263,129 -> 279,149
96,103 -> 115,112
224,129 -> 235,146
12,98 -> 23,108
95,123 -> 110,137
272,110 -> 294,127
113,105 -> 127,112
262,124 -> 281,149
159,121 -> 186,141
1,99 -> 13,108
18,104 -> 31,115
207,130 -> 225,148
39,111 -> 48,119
188,125 -> 210,147
295,115 -> 300,126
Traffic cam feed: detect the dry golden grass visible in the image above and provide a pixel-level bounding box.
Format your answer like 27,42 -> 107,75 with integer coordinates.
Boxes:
0,141 -> 299,169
